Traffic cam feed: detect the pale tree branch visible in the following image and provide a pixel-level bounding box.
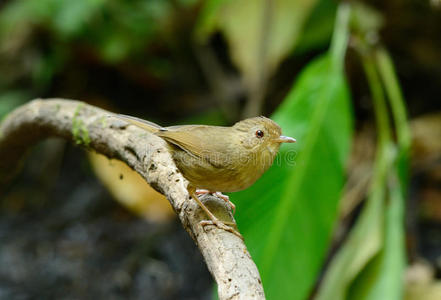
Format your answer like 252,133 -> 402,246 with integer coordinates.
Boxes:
0,99 -> 265,300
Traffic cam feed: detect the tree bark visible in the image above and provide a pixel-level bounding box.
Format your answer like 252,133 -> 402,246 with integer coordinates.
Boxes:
0,99 -> 265,300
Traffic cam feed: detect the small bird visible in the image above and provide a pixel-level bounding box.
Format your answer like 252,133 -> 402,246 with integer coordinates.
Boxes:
115,114 -> 296,238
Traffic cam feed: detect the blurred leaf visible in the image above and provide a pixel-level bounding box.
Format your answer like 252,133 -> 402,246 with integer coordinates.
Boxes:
317,18 -> 409,299
350,2 -> 384,37
0,0 -> 174,70
196,0 -> 319,86
99,31 -> 132,63
348,168 -> 405,300
53,0 -> 105,38
232,6 -> 352,299
89,152 -> 175,223
376,48 -> 410,183
317,51 -> 390,300
295,0 -> 337,54
317,142 -> 399,300
0,0 -> 56,30
357,47 -> 410,300
177,0 -> 199,6
179,109 -> 228,126
0,91 -> 29,120
315,152 -> 385,300
351,41 -> 409,300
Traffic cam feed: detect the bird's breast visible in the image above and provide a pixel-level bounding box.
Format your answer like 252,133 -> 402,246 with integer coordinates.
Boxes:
172,146 -> 276,192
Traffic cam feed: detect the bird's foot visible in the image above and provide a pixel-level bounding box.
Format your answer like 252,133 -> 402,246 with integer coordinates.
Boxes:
214,192 -> 236,214
195,189 -> 210,195
195,189 -> 236,214
199,219 -> 243,240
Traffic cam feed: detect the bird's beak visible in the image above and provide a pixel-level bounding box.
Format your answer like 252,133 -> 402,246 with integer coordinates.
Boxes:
276,135 -> 296,143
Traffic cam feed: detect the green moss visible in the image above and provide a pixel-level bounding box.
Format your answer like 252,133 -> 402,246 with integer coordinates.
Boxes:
98,116 -> 107,128
71,103 -> 91,147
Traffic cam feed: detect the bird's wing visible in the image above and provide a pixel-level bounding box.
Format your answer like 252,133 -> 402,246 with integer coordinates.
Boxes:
114,114 -> 164,133
157,126 -> 230,165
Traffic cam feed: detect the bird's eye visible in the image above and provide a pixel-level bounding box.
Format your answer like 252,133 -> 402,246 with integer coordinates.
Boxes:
255,130 -> 264,138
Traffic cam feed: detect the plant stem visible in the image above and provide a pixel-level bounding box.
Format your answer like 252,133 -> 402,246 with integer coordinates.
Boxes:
361,53 -> 391,150
375,48 -> 410,151
375,48 -> 410,187
330,3 -> 351,71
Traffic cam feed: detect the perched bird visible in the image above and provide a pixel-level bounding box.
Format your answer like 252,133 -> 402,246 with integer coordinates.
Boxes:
114,114 -> 296,238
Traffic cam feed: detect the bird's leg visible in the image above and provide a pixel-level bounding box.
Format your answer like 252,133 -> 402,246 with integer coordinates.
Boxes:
190,190 -> 242,239
214,192 -> 236,215
195,189 -> 236,214
195,189 -> 210,195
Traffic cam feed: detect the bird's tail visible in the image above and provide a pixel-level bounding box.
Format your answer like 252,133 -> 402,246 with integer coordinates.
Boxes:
114,114 -> 164,133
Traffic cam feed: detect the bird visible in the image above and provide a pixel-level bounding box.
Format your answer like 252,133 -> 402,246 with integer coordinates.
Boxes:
114,114 -> 296,238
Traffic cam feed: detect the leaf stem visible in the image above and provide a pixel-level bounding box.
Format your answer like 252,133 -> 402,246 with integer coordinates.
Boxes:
361,53 -> 391,150
330,3 -> 351,70
375,48 -> 410,151
375,48 -> 410,187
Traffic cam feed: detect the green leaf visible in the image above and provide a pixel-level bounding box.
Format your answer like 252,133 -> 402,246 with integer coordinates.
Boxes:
196,0 -> 319,86
230,7 -> 352,299
295,0 -> 337,54
375,48 -> 410,184
349,48 -> 409,300
353,171 -> 405,300
340,144 -> 405,300
345,47 -> 408,300
355,48 -> 409,300
99,31 -> 131,63
234,48 -> 352,300
316,43 -> 389,300
53,0 -> 105,37
317,25 -> 409,300
314,155 -> 385,300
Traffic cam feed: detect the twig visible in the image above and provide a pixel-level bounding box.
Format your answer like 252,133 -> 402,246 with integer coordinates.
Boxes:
0,99 -> 265,300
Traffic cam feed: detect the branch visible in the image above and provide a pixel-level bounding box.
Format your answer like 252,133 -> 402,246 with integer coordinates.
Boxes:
0,99 -> 265,300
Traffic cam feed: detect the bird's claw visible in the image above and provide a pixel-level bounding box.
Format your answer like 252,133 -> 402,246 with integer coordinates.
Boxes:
195,189 -> 236,214
199,219 -> 243,240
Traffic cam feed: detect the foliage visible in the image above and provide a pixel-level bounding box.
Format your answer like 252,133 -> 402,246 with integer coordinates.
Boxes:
0,1 -> 413,300
0,0 -> 192,95
232,5 -> 352,300
315,4 -> 409,300
196,0 -> 335,116
196,0 -> 319,86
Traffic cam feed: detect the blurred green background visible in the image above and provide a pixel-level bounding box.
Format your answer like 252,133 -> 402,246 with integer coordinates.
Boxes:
1,0 -> 441,299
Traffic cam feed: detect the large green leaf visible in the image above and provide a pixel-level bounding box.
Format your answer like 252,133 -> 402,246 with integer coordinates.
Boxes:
347,48 -> 409,300
346,48 -> 409,300
347,168 -> 405,300
316,38 -> 408,300
341,143 -> 405,300
230,7 -> 352,299
233,34 -> 352,300
316,141 -> 388,300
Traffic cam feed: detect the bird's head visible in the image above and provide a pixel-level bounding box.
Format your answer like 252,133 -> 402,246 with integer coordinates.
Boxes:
233,116 -> 296,160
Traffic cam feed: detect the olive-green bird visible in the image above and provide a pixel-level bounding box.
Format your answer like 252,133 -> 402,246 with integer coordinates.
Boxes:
115,114 -> 296,238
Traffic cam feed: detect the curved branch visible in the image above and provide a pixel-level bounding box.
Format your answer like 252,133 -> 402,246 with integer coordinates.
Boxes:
0,99 -> 265,300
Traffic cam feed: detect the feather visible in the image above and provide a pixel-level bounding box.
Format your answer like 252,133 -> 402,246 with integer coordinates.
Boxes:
157,126 -> 231,166
115,114 -> 164,133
